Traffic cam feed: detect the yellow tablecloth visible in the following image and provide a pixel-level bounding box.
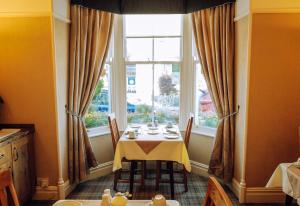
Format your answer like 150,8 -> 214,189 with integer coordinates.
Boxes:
266,163 -> 300,205
112,126 -> 191,172
54,200 -> 180,206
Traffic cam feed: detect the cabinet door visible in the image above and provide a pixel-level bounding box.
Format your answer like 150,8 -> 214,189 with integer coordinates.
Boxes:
12,136 -> 31,204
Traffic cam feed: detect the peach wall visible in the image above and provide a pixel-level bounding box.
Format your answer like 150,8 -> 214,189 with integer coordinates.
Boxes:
0,0 -> 51,13
251,0 -> 300,11
0,16 -> 59,185
245,13 -> 300,187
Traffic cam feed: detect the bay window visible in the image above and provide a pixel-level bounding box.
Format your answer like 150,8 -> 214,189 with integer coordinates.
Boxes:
86,14 -> 217,136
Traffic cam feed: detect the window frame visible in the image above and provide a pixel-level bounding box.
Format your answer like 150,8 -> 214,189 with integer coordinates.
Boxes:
87,14 -> 217,137
123,14 -> 183,126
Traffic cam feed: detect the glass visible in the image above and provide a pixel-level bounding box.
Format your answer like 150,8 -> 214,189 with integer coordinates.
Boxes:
85,64 -> 111,128
154,38 -> 181,61
153,64 -> 180,124
125,15 -> 182,37
126,38 -> 152,61
127,64 -> 153,124
195,63 -> 218,128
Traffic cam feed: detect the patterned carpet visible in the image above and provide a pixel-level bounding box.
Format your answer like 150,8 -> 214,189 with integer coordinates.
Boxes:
26,172 -> 288,206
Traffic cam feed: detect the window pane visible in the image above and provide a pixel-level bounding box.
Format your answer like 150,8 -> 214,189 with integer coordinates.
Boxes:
127,64 -> 153,124
154,38 -> 181,61
85,64 -> 111,128
154,64 -> 180,124
195,63 -> 218,128
125,15 -> 182,37
126,38 -> 152,61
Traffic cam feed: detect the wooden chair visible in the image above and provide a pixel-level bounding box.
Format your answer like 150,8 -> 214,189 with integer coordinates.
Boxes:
156,114 -> 194,192
0,170 -> 20,206
108,113 -> 146,191
202,176 -> 233,206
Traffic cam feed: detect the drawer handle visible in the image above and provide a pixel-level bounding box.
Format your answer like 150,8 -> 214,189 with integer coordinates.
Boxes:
0,154 -> 4,159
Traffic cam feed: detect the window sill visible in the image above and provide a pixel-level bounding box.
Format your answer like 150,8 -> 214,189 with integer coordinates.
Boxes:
192,126 -> 216,138
87,126 -> 110,138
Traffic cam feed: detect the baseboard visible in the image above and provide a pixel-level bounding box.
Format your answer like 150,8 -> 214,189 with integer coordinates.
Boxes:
33,185 -> 58,200
190,160 -> 209,177
231,178 -> 285,204
63,180 -> 77,198
86,161 -> 114,181
245,187 -> 285,203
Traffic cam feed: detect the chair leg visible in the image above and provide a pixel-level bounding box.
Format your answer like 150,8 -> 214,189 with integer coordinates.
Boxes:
144,160 -> 147,179
113,170 -> 120,191
183,169 -> 188,192
156,160 -> 161,191
141,161 -> 145,188
168,161 -> 175,200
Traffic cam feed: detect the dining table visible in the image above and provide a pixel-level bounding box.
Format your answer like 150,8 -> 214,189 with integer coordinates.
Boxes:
53,200 -> 180,206
112,124 -> 191,199
266,163 -> 300,205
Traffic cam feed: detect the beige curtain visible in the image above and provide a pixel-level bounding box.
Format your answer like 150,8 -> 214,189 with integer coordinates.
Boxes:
192,3 -> 235,181
68,5 -> 114,183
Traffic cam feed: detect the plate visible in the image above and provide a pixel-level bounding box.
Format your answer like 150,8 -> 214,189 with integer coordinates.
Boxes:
147,131 -> 160,135
148,126 -> 158,130
130,124 -> 141,129
166,128 -> 177,134
53,200 -> 82,206
164,134 -> 179,139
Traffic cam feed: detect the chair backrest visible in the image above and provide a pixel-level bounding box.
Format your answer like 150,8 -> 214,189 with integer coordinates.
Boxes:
108,113 -> 120,152
0,170 -> 20,206
202,176 -> 233,206
184,113 -> 194,149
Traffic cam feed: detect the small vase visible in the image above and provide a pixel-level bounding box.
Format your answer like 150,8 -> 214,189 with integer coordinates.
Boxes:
111,192 -> 128,206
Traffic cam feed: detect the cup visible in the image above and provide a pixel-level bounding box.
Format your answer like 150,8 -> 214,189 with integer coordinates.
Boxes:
167,122 -> 173,128
152,194 -> 166,206
128,131 -> 135,139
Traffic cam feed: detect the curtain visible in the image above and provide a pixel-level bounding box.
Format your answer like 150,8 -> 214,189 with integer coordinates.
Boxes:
68,5 -> 114,183
192,3 -> 235,181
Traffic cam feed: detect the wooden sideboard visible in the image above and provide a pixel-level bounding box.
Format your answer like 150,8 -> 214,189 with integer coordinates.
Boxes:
0,125 -> 35,205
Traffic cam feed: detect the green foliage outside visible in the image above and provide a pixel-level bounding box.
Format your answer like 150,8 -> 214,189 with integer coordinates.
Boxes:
93,79 -> 104,101
85,77 -> 107,128
127,104 -> 179,124
200,115 -> 218,128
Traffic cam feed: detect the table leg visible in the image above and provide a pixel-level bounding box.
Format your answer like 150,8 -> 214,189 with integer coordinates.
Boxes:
129,160 -> 136,195
285,195 -> 293,206
168,161 -> 175,199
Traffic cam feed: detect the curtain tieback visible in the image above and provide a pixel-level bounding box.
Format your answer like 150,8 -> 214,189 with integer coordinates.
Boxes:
65,105 -> 83,119
219,105 -> 240,121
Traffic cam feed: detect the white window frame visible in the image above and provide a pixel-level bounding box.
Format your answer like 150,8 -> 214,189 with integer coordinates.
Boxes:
88,14 -> 216,137
123,14 -> 183,128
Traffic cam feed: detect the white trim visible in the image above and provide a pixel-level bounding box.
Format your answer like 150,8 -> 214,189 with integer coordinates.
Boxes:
112,15 -> 127,131
190,160 -> 209,177
234,13 -> 249,22
192,126 -> 216,137
87,161 -> 114,181
87,126 -> 110,138
53,12 -> 70,23
232,178 -> 246,203
179,14 -> 194,130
